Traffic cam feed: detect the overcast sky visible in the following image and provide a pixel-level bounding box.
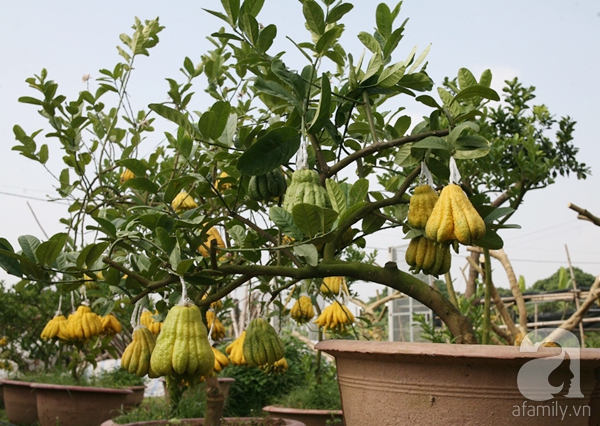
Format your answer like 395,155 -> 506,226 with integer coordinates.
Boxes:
1,1 -> 599,296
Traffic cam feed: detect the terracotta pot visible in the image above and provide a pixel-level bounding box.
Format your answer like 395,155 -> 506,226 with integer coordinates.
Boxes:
31,382 -> 132,426
123,385 -> 146,410
0,382 -> 4,408
263,405 -> 344,426
1,379 -> 38,425
100,418 -> 305,426
316,340 -> 600,426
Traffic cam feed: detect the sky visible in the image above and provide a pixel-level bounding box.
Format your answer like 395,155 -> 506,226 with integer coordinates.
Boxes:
1,0 -> 600,299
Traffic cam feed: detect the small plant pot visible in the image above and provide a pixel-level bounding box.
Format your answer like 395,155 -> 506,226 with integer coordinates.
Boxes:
1,379 -> 38,425
31,382 -> 132,426
263,405 -> 344,426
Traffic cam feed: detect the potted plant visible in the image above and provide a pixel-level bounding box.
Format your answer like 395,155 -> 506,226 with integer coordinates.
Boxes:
0,0 -> 596,425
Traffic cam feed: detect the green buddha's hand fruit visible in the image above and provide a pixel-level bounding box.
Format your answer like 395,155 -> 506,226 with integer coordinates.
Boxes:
282,169 -> 330,212
243,318 -> 285,367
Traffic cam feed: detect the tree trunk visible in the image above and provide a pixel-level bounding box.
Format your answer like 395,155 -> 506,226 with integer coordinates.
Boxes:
204,376 -> 225,426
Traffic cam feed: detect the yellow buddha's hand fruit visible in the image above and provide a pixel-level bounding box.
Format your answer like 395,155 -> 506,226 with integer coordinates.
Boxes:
120,168 -> 135,184
121,326 -> 159,378
425,184 -> 486,245
101,314 -> 122,335
243,318 -> 285,367
226,331 -> 247,365
407,185 -> 439,229
260,357 -> 288,375
206,310 -> 226,341
212,347 -> 229,372
290,296 -> 315,324
150,303 -> 215,380
171,190 -> 198,212
320,276 -> 347,297
66,305 -> 103,340
40,315 -> 69,340
198,227 -> 226,258
405,236 -> 452,277
314,301 -> 355,333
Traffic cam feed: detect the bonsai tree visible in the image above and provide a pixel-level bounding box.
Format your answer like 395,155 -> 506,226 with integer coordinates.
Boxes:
0,0 -> 582,422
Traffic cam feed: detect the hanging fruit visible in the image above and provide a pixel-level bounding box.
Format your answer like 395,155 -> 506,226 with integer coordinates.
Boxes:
66,305 -> 103,340
198,227 -> 226,258
120,168 -> 135,184
121,326 -> 159,378
242,318 -> 285,367
282,169 -> 330,212
40,315 -> 70,340
101,314 -> 122,335
171,190 -> 198,212
407,185 -> 439,229
248,168 -> 288,202
150,303 -> 215,379
226,331 -> 247,365
314,301 -> 355,333
290,296 -> 315,324
425,184 -> 486,245
320,276 -> 347,297
212,347 -> 229,372
405,236 -> 452,277
206,311 -> 226,341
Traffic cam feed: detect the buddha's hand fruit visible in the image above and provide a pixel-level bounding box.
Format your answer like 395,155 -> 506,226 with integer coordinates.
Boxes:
282,169 -> 330,212
198,227 -> 225,258
320,276 -> 347,297
66,305 -> 103,340
407,185 -> 439,229
171,190 -> 198,212
101,314 -> 122,335
121,326 -> 159,378
206,310 -> 226,341
405,236 -> 452,277
243,318 -> 285,367
226,331 -> 247,365
150,303 -> 215,380
290,296 -> 315,324
212,347 -> 229,372
40,315 -> 69,340
248,168 -> 287,202
314,301 -> 355,333
425,184 -> 486,245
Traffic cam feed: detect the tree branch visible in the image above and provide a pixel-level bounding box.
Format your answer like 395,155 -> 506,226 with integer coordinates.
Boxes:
568,203 -> 600,227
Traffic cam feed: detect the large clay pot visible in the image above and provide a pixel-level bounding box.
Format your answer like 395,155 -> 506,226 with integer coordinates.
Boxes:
263,405 -> 344,426
161,377 -> 235,404
31,382 -> 132,426
123,385 -> 146,411
316,340 -> 600,426
100,418 -> 306,426
1,379 -> 38,425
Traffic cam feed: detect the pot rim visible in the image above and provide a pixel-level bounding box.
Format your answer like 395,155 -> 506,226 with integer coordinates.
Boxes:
0,379 -> 34,387
263,404 -> 343,415
30,382 -> 133,394
315,339 -> 600,361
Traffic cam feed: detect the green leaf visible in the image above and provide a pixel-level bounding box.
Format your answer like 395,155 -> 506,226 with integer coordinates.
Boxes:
221,0 -> 240,24
240,0 -> 264,17
169,243 -> 181,271
294,244 -> 319,267
376,3 -> 392,39
412,136 -> 449,151
473,228 -> 504,250
90,217 -> 117,239
121,177 -> 159,194
240,13 -> 259,44
37,144 -> 49,164
202,9 -> 231,24
484,207 -> 515,224
257,24 -> 277,53
479,69 -> 492,87
253,77 -> 303,112
363,53 -> 383,82
176,259 -> 195,275
383,26 -> 404,59
326,3 -> 353,23
326,179 -> 347,215
357,32 -> 381,53
303,0 -> 325,36
155,227 -> 176,253
447,121 -> 479,145
269,207 -> 304,241
451,85 -> 500,105
377,62 -> 406,88
236,127 -> 300,175
337,201 -> 368,226
308,75 -> 331,134
0,239 -> 23,276
415,95 -> 441,109
455,135 -> 490,149
362,211 -> 386,234
36,233 -> 68,267
86,242 -> 110,268
18,96 -> 43,106
315,26 -> 343,55
149,104 -> 200,138
458,68 -> 477,90
18,235 -> 41,262
116,159 -> 148,178
349,179 -> 369,206
293,203 -> 324,238
394,144 -> 418,167
453,146 -> 490,159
